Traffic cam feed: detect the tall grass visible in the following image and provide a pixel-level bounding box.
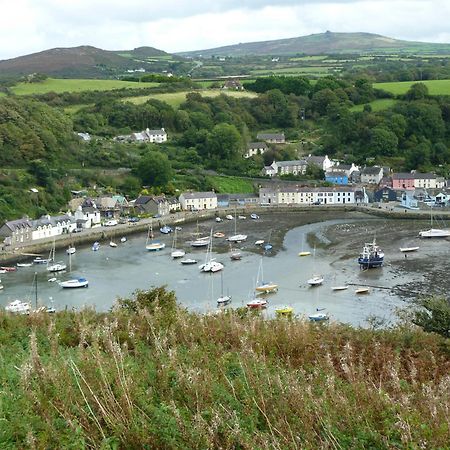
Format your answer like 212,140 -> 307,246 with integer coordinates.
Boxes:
0,288 -> 449,448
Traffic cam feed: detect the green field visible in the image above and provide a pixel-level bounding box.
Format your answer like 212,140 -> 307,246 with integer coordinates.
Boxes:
374,79 -> 450,95
250,66 -> 332,76
11,78 -> 159,95
350,98 -> 397,112
124,89 -> 258,108
207,175 -> 255,194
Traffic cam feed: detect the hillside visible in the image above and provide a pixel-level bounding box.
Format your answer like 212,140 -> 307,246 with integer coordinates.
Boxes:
180,31 -> 450,57
0,45 -> 182,79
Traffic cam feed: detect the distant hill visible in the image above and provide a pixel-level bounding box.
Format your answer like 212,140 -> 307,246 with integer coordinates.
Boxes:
179,31 -> 450,57
0,45 -> 181,79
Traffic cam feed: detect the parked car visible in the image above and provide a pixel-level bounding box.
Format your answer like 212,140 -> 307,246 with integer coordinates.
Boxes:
104,219 -> 118,227
128,217 -> 140,223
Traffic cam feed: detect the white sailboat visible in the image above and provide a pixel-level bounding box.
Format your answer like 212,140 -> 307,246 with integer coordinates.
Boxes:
146,221 -> 165,252
109,230 -> 117,247
255,257 -> 278,293
227,208 -> 247,243
307,246 -> 323,286
419,207 -> 450,238
47,239 -> 67,272
399,246 -> 419,252
171,228 -> 185,259
199,230 -> 224,273
298,234 -> 311,257
190,220 -> 210,247
217,271 -> 232,305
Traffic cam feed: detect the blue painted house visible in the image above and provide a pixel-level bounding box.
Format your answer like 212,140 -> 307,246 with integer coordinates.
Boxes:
325,169 -> 348,185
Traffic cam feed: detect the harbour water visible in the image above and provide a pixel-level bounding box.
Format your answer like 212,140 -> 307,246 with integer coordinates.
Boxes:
0,216 -> 420,327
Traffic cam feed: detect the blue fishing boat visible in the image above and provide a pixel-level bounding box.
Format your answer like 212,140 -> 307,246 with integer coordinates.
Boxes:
358,238 -> 384,269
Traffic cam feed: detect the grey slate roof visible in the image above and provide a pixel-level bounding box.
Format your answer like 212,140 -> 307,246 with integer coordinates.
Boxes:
180,191 -> 217,199
361,166 -> 383,175
248,142 -> 268,149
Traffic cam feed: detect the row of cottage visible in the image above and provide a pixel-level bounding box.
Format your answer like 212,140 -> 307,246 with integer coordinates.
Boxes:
262,155 -> 446,190
0,186 -> 368,248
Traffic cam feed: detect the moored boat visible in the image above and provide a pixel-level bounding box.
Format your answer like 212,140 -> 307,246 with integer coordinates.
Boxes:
33,257 -> 49,264
307,275 -> 324,286
213,232 -> 225,238
5,300 -> 31,314
92,242 -> 100,251
332,285 -> 349,291
250,214 -> 259,220
276,306 -> 293,317
0,266 -> 17,272
66,246 -> 76,255
160,225 -> 173,234
308,312 -> 329,322
17,262 -> 33,268
247,298 -> 268,309
358,237 -> 384,269
419,228 -> 450,238
59,278 -> 89,288
355,287 -> 370,294
120,237 -> 127,243
47,262 -> 67,273
399,246 -> 419,252
180,258 -> 198,265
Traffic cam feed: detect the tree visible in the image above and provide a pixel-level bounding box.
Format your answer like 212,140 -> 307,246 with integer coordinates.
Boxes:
135,151 -> 173,188
369,127 -> 399,157
412,297 -> 450,338
405,83 -> 429,101
205,123 -> 241,160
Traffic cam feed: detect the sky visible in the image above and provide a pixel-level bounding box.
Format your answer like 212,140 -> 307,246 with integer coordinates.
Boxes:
0,0 -> 449,59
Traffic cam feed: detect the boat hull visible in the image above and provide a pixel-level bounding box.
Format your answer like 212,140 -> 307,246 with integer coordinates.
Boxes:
358,257 -> 383,268
146,243 -> 165,251
60,278 -> 89,288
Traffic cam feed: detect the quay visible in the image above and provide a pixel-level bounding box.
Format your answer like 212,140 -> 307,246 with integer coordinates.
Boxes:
0,203 -> 446,263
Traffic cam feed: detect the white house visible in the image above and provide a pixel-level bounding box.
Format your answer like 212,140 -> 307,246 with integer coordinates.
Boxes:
179,192 -> 218,211
245,142 -> 268,158
360,166 -> 384,184
259,186 -> 367,206
132,128 -> 167,143
305,155 -> 334,172
31,214 -> 76,240
74,205 -> 101,230
263,161 -> 278,177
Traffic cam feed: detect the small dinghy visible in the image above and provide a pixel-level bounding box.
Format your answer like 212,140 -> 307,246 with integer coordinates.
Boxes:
355,287 -> 370,295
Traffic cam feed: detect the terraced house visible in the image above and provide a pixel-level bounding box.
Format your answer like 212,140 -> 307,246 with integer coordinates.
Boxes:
259,186 -> 367,205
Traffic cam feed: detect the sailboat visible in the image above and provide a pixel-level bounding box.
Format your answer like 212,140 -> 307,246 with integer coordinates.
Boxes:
109,231 -> 118,247
229,243 -> 242,260
298,234 -> 311,257
171,228 -> 185,259
66,244 -> 76,255
419,207 -> 450,238
227,208 -> 247,243
199,230 -> 223,273
146,221 -> 165,252
331,273 -> 348,291
190,220 -> 210,247
47,238 -> 67,272
307,246 -> 323,286
255,257 -> 278,293
217,271 -> 232,305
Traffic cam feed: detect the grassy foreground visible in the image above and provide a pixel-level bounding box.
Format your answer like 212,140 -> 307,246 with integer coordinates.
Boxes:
1,287 -> 449,449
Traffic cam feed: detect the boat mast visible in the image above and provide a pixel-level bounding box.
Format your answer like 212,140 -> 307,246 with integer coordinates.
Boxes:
34,272 -> 38,309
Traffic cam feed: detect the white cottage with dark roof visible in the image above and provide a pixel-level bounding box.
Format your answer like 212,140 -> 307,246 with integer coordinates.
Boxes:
179,192 -> 217,211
